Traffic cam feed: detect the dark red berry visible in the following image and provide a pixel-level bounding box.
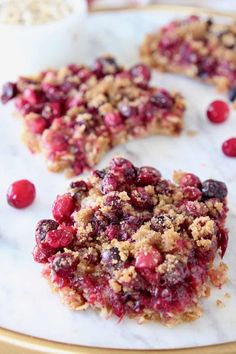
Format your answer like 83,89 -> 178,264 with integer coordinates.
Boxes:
130,64 -> 151,87
23,88 -> 43,105
150,90 -> 174,109
101,173 -> 119,194
228,86 -> 236,102
201,179 -> 228,200
1,82 -> 18,104
51,253 -> 79,276
26,116 -> 49,134
179,173 -> 201,188
45,226 -> 75,248
136,166 -> 161,186
118,103 -> 137,118
101,247 -> 120,265
151,214 -> 171,233
109,157 -> 137,184
94,56 -> 120,77
135,248 -> 162,269
182,186 -> 202,201
222,137 -> 236,157
7,179 -> 36,208
207,100 -> 230,124
44,131 -> 68,153
70,180 -> 88,191
104,112 -> 123,128
32,246 -> 49,263
52,194 -> 75,223
42,102 -> 62,120
35,219 -> 59,246
130,187 -> 154,210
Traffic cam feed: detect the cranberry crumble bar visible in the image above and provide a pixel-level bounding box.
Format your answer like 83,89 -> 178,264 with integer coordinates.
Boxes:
33,157 -> 229,325
1,57 -> 185,176
140,15 -> 236,97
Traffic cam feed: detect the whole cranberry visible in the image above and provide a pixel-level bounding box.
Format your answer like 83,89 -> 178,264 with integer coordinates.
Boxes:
130,187 -> 154,209
105,224 -> 121,240
1,82 -> 18,104
109,157 -> 137,184
52,194 -> 75,223
150,90 -> 174,109
136,166 -> 161,186
207,100 -> 230,124
7,179 -> 36,209
33,246 -> 49,263
182,186 -> 202,201
201,179 -> 228,200
151,214 -> 171,233
130,64 -> 151,87
101,173 -> 119,194
51,253 -> 79,276
94,56 -> 120,77
104,112 -> 123,128
44,132 -> 68,153
179,173 -> 201,188
35,219 -> 59,245
222,137 -> 236,157
70,180 -> 88,191
26,116 -> 49,134
42,102 -> 62,120
45,226 -> 75,248
135,248 -> 162,269
23,88 -> 43,105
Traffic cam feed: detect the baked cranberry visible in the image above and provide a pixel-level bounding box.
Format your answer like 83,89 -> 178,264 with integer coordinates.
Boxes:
23,88 -> 43,105
135,248 -> 162,269
101,173 -> 119,194
101,247 -> 120,265
182,186 -> 202,201
7,179 -> 36,209
163,263 -> 188,285
44,132 -> 68,153
26,116 -> 49,134
228,86 -> 236,102
130,187 -> 154,209
32,246 -> 49,263
222,137 -> 236,157
217,226 -> 228,258
138,102 -> 156,123
51,253 -> 79,276
14,97 -> 32,115
118,103 -> 137,118
45,226 -> 75,248
182,200 -> 207,217
42,102 -> 62,120
105,224 -> 121,240
104,112 -> 123,128
130,64 -> 151,87
151,214 -> 171,232
150,90 -> 174,109
52,194 -> 75,223
207,100 -> 230,124
136,166 -> 161,186
109,157 -> 137,184
120,215 -> 143,241
179,173 -> 201,188
70,180 -> 88,191
35,219 -> 59,246
201,179 -> 228,200
94,56 -> 120,77
198,57 -> 216,77
1,82 -> 18,103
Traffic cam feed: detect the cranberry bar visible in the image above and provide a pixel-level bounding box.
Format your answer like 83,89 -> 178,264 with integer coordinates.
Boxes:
140,16 -> 236,97
33,157 -> 229,325
1,57 -> 185,176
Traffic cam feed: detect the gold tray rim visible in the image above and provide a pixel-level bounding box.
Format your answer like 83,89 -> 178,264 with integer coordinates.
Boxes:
1,4 -> 236,354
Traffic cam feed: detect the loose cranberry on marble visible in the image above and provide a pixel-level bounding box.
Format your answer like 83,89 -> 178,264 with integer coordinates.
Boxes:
130,187 -> 154,210
179,173 -> 201,188
136,166 -> 161,186
135,248 -> 162,270
104,112 -> 123,128
52,194 -> 75,224
182,186 -> 202,201
1,82 -> 18,103
130,64 -> 151,87
7,179 -> 36,209
26,116 -> 49,134
32,246 -> 49,263
51,252 -> 79,276
150,90 -> 174,109
201,179 -> 228,200
222,137 -> 236,157
35,219 -> 59,246
45,225 -> 75,249
207,100 -> 230,124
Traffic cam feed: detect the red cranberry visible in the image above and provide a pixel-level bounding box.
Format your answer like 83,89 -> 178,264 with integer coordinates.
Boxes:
201,179 -> 228,200
222,137 -> 236,157
217,226 -> 228,258
14,97 -> 32,115
32,246 -> 49,263
101,247 -> 120,265
163,263 -> 188,285
207,100 -> 230,124
51,253 -> 79,276
42,102 -> 62,120
26,116 -> 49,134
150,90 -> 174,109
106,224 -> 121,240
70,180 -> 88,191
23,88 -> 43,105
44,132 -> 68,153
118,103 -> 137,118
52,194 -> 75,223
135,248 -> 162,269
1,82 -> 18,103
94,56 -> 120,77
179,173 -> 201,188
7,179 -> 36,209
138,102 -> 156,123
101,174 -> 119,194
104,112 -> 123,128
45,226 -> 75,248
130,64 -> 151,87
35,219 -> 59,247
151,214 -> 171,233
131,187 -> 154,210
136,166 -> 161,186
109,157 -> 137,184
182,186 -> 202,201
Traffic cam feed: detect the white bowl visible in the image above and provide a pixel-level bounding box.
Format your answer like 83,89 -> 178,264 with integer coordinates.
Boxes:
0,0 -> 88,82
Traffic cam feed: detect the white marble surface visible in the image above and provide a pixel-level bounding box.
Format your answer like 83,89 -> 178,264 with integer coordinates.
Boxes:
0,9 -> 236,350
